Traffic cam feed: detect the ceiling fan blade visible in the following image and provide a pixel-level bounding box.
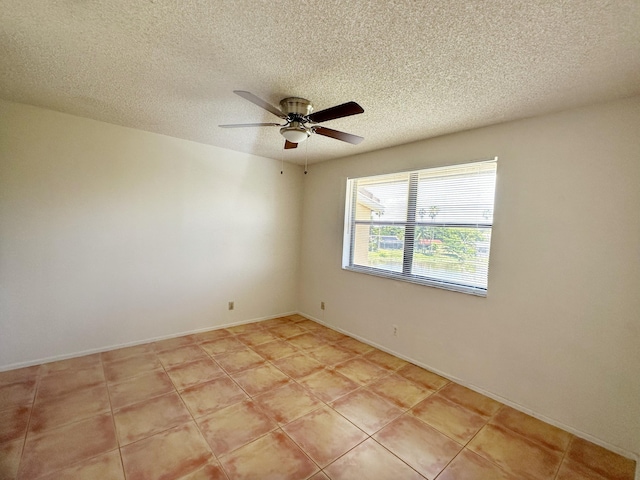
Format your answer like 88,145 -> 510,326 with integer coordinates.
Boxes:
284,140 -> 298,149
233,91 -> 287,119
219,122 -> 282,128
313,126 -> 364,145
308,101 -> 364,124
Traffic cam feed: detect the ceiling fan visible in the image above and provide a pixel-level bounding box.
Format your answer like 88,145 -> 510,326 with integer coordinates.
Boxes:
219,91 -> 364,149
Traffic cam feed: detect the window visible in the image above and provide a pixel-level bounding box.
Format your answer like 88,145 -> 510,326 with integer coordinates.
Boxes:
342,159 -> 497,296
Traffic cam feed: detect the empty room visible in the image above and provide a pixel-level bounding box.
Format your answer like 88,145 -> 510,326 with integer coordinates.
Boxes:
1,1 -> 639,479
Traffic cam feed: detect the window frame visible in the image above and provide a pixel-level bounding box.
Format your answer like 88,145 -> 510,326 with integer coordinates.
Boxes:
342,158 -> 497,296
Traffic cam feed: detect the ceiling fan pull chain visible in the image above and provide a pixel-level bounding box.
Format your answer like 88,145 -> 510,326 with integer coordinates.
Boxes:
304,139 -> 308,174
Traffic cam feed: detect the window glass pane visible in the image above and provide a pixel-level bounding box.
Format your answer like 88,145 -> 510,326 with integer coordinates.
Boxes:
412,226 -> 491,289
355,174 -> 409,222
353,224 -> 405,273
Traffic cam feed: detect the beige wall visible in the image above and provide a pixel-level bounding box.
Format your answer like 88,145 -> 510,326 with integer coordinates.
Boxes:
0,100 -> 304,368
299,96 -> 640,457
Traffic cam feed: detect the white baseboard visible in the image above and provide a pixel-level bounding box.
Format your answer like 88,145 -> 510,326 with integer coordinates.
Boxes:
0,311 -> 297,372
299,310 -> 640,470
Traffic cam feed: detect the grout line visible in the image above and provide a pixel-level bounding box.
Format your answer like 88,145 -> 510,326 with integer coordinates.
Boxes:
552,436 -> 574,480
101,356 -> 128,480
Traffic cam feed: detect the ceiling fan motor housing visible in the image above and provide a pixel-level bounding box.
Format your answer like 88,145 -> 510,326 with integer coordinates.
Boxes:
279,97 -> 313,117
279,98 -> 313,143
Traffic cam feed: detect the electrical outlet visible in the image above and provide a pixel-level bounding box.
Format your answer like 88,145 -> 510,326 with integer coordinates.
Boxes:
393,325 -> 398,337
321,301 -> 325,310
228,301 -> 234,311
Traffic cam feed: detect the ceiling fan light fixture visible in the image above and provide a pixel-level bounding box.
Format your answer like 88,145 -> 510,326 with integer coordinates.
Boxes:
280,123 -> 310,144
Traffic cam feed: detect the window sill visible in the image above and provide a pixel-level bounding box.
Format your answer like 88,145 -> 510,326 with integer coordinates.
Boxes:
343,265 -> 488,297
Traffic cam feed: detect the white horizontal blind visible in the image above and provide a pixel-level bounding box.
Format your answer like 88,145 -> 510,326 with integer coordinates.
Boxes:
343,159 -> 497,295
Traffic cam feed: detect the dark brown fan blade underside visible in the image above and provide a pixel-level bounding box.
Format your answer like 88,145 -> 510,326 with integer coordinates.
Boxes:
234,91 -> 287,119
284,140 -> 297,149
314,126 -> 364,145
308,101 -> 364,124
219,123 -> 282,128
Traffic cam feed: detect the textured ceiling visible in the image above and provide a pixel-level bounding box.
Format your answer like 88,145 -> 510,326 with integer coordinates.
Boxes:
1,1 -> 639,165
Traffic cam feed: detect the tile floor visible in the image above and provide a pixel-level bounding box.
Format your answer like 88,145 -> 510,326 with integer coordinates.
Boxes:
0,315 -> 636,480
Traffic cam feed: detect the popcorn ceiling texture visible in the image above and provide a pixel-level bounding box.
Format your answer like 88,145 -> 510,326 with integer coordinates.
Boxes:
1,0 -> 639,164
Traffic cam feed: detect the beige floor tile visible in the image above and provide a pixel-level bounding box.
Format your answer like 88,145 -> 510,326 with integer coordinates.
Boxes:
258,318 -> 292,329
231,363 -> 290,396
0,405 -> 30,443
103,353 -> 162,384
298,369 -> 360,403
330,388 -> 403,435
215,348 -> 265,374
37,450 -> 124,480
556,458 -> 611,480
411,394 -> 487,444
307,344 -> 354,366
437,449 -> 518,480
268,323 -> 308,339
565,437 -> 636,480
0,366 -> 41,387
251,339 -> 299,361
157,345 -> 209,369
197,400 -> 277,456
324,438 -> 424,480
19,413 -> 117,479
226,322 -> 265,334
200,337 -> 246,356
0,439 -> 23,480
396,364 -> 450,391
364,350 -> 409,371
253,382 -> 323,425
108,370 -> 176,409
308,472 -> 331,480
40,353 -> 102,375
101,343 -> 155,363
491,406 -> 572,453
236,330 -> 280,348
374,414 -> 462,478
315,329 -> 348,343
286,333 -> 326,350
272,353 -> 324,379
113,391 -> 192,445
166,358 -> 226,390
29,384 -> 111,434
336,337 -> 375,355
37,365 -> 106,399
467,424 -> 564,480
153,335 -> 196,353
177,461 -> 229,480
334,358 -> 389,386
283,406 -> 367,467
220,430 -> 318,480
437,383 -> 502,418
0,380 -> 37,407
179,377 -> 248,418
121,422 -> 213,480
296,320 -> 326,332
192,328 -> 232,343
368,374 -> 432,409
285,314 -> 308,323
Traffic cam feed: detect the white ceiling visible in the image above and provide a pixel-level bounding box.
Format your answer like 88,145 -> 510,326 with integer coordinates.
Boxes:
1,1 -> 639,165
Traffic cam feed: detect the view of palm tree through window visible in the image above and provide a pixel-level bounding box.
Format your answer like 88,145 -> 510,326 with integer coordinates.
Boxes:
343,160 -> 497,295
